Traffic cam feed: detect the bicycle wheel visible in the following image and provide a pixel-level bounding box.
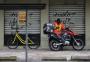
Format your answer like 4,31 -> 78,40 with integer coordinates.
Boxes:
7,36 -> 18,49
28,44 -> 40,49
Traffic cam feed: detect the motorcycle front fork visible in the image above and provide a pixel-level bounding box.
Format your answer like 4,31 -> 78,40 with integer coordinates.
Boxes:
72,37 -> 80,46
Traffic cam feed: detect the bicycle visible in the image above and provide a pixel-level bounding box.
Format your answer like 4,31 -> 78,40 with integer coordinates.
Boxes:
7,30 -> 40,49
7,17 -> 40,49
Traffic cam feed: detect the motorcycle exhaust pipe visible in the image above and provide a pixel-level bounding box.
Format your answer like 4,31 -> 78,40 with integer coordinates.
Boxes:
55,43 -> 63,45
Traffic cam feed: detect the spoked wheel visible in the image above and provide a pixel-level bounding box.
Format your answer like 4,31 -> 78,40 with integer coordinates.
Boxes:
7,36 -> 18,49
72,39 -> 85,51
28,44 -> 40,49
49,39 -> 62,51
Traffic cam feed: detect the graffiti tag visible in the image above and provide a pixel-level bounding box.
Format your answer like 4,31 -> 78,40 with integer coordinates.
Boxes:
54,10 -> 76,17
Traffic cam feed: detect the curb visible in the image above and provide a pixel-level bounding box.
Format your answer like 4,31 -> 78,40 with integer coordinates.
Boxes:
42,57 -> 67,61
42,56 -> 90,61
0,56 -> 17,61
71,56 -> 90,61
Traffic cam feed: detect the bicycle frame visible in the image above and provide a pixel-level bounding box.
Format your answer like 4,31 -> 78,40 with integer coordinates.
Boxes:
12,32 -> 34,45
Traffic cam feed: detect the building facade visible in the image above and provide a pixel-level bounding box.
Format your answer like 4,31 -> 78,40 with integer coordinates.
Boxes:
0,0 -> 90,50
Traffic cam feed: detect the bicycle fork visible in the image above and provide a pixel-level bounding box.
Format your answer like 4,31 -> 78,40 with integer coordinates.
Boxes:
12,35 -> 17,44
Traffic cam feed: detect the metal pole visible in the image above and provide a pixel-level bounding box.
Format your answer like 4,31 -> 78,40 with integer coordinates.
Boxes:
25,10 -> 28,62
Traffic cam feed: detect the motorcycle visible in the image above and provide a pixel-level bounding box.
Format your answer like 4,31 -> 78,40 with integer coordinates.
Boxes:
48,27 -> 85,51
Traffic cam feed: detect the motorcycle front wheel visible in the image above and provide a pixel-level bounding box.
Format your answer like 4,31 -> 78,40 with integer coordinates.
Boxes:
72,39 -> 85,51
49,39 -> 63,51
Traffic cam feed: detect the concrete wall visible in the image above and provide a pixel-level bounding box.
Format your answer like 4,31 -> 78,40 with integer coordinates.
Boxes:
85,0 -> 90,49
0,10 -> 4,49
0,0 -> 3,3
4,0 -> 41,3
40,0 -> 49,49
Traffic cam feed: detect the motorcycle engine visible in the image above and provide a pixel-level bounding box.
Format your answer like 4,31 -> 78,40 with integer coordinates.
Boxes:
62,32 -> 71,45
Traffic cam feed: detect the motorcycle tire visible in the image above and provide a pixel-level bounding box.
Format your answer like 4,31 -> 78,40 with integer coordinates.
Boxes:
72,39 -> 85,51
49,39 -> 63,51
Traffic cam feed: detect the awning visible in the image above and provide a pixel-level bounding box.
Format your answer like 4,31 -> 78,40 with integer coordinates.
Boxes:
0,4 -> 46,9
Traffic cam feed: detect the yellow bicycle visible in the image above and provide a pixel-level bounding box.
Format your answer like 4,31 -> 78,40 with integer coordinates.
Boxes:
7,31 -> 40,49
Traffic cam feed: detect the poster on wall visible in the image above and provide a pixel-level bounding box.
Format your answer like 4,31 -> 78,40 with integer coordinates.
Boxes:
18,11 -> 26,25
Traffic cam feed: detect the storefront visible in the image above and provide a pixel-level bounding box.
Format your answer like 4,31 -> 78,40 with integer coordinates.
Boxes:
49,0 -> 85,47
0,0 -> 90,49
41,0 -> 89,49
0,4 -> 45,49
4,9 -> 41,46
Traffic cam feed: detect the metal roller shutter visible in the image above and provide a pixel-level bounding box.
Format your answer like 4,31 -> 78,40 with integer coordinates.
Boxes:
4,10 -> 40,34
4,9 -> 41,46
4,10 -> 19,34
49,1 -> 85,34
27,10 -> 40,34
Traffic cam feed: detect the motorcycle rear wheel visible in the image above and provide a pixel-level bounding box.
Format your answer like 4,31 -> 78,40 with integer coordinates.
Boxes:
49,39 -> 63,51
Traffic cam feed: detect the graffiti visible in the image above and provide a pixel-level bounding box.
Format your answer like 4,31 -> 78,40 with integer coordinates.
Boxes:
9,18 -> 18,29
62,17 -> 74,26
54,10 -> 76,17
62,18 -> 70,24
9,12 -> 18,17
51,10 -> 76,26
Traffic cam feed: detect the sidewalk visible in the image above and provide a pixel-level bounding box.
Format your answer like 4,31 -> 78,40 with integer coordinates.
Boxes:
0,49 -> 90,62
